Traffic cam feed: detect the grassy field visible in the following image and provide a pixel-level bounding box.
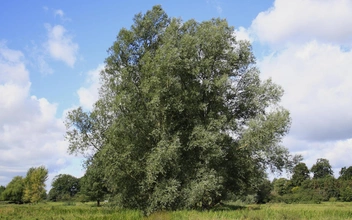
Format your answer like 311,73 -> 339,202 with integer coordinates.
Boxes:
1,201 -> 352,219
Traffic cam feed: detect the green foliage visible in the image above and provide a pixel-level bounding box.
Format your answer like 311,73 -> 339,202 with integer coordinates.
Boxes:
65,5 -> 296,214
339,180 -> 352,202
340,186 -> 352,202
270,167 -> 345,204
272,189 -> 323,204
273,178 -> 292,196
2,176 -> 24,203
74,192 -> 90,203
79,159 -> 109,207
256,179 -> 272,203
313,177 -> 339,201
48,174 -> 80,201
311,158 -> 333,179
23,166 -> 48,203
0,185 -> 5,201
291,162 -> 310,186
339,166 -> 352,180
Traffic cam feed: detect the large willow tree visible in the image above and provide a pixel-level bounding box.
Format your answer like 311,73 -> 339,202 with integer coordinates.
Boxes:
66,5 -> 298,214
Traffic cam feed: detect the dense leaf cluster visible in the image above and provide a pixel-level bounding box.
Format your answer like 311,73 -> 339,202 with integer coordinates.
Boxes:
48,174 -> 80,201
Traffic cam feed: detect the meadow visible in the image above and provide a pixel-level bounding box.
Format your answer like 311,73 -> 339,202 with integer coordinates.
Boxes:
1,201 -> 352,220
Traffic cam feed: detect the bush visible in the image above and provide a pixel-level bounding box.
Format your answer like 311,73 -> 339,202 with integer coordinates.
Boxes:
340,186 -> 352,202
271,188 -> 323,204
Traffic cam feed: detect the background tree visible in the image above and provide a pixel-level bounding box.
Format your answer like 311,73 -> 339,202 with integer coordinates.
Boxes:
48,174 -> 80,201
65,5 -> 297,214
339,180 -> 352,202
309,176 -> 338,201
79,158 -> 109,207
23,166 -> 48,203
311,158 -> 333,179
255,179 -> 272,203
0,185 -> 5,201
339,166 -> 352,180
2,176 -> 24,203
291,162 -> 310,186
273,178 -> 291,196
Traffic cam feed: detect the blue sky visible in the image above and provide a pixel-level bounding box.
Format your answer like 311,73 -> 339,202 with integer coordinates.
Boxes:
1,0 -> 352,188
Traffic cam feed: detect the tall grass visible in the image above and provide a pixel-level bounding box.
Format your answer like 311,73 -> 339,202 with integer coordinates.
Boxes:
0,202 -> 142,220
1,202 -> 352,219
146,203 -> 352,220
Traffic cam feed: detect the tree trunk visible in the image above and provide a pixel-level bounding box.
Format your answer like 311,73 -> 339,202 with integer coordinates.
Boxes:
97,200 -> 100,207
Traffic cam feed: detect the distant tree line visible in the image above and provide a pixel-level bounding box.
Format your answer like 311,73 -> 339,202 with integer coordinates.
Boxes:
1,158 -> 352,206
47,161 -> 108,207
0,165 -> 108,207
269,158 -> 352,203
0,166 -> 48,204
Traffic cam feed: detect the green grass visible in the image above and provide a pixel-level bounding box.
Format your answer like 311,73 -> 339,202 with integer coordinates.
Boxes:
1,202 -> 352,219
0,202 -> 142,220
146,202 -> 352,220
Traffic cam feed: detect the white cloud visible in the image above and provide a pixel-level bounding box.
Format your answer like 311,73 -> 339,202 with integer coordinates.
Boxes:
260,41 -> 352,142
77,64 -> 104,110
53,9 -> 71,22
54,9 -> 64,18
235,27 -> 253,43
0,42 -> 28,84
0,43 -> 79,187
251,0 -> 352,47
44,24 -> 78,67
249,0 -> 352,172
25,9 -> 75,74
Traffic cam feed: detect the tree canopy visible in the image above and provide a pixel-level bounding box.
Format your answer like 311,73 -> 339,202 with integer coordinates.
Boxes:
291,162 -> 310,186
79,159 -> 109,207
2,176 -> 24,203
311,158 -> 333,179
0,185 -> 5,201
23,166 -> 48,203
2,166 -> 48,204
49,174 -> 80,201
339,166 -> 352,180
65,5 -> 297,214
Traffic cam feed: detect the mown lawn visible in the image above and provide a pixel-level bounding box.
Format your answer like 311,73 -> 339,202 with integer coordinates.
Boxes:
1,201 -> 352,219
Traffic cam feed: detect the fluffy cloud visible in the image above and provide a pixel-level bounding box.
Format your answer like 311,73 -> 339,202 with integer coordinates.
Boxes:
27,10 -> 75,74
251,0 -> 352,47
0,43 -> 79,187
260,41 -> 352,142
0,42 -> 28,84
77,64 -> 104,110
44,24 -> 78,67
235,27 -> 253,43
249,0 -> 352,173
259,41 -> 352,174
